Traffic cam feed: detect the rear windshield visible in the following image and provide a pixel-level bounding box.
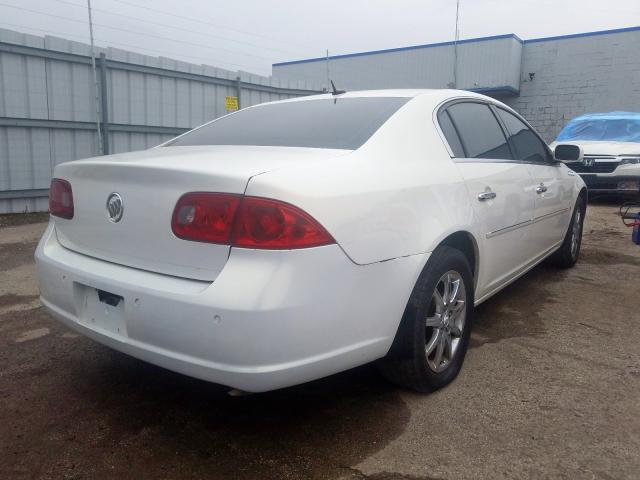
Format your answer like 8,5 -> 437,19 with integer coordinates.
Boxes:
166,97 -> 410,150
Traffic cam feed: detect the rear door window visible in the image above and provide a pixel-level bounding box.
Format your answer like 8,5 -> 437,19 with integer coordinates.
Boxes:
437,110 -> 465,157
495,108 -> 552,163
445,102 -> 512,160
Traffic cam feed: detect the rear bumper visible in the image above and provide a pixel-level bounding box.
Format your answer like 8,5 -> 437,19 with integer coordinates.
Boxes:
35,223 -> 426,392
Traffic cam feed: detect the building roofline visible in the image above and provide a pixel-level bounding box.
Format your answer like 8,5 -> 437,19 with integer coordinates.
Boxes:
273,33 -> 522,67
273,25 -> 640,67
523,24 -> 640,44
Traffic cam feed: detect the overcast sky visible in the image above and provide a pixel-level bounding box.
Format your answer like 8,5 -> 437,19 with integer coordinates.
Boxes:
2,0 -> 639,76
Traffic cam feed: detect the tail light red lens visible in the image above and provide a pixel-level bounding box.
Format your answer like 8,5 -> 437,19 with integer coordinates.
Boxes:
171,193 -> 334,249
232,197 -> 335,249
171,193 -> 241,244
49,178 -> 74,219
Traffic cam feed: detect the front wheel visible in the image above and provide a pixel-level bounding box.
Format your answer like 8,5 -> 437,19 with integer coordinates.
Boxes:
379,246 -> 474,393
549,195 -> 586,268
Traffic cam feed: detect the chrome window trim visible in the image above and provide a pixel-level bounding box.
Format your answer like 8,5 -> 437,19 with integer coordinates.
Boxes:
432,98 -> 462,158
452,158 -> 558,166
434,97 -> 513,159
433,96 -> 557,166
432,96 -> 482,158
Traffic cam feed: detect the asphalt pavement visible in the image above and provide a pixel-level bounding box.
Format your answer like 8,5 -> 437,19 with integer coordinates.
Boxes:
1,204 -> 638,479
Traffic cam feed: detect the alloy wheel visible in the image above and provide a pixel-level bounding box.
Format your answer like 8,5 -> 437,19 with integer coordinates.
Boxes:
570,207 -> 582,259
425,271 -> 466,373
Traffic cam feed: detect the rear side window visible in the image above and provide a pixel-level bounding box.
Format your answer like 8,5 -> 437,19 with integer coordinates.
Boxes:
167,97 -> 410,150
445,102 -> 512,160
495,108 -> 551,163
437,110 -> 465,157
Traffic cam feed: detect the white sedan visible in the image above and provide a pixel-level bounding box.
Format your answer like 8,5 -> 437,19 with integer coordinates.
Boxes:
36,89 -> 586,393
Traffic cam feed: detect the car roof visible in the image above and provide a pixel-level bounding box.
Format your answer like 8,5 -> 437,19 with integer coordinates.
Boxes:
259,88 -> 490,106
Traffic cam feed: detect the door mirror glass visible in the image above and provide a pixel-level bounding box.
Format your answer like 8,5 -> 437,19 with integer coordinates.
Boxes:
554,144 -> 583,162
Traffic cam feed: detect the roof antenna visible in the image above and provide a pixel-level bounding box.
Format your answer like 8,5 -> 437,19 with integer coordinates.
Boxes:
330,80 -> 345,96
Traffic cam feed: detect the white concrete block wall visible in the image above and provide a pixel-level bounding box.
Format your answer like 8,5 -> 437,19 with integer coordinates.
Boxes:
274,27 -> 640,143
504,28 -> 640,141
273,35 -> 522,93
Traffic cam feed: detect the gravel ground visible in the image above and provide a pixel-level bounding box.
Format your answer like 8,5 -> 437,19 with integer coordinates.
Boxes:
0,204 -> 638,480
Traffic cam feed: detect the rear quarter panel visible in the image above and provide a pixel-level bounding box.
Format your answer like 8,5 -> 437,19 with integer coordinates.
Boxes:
244,95 -> 478,265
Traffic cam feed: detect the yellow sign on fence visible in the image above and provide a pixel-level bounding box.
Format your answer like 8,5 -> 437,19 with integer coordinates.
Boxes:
225,96 -> 239,111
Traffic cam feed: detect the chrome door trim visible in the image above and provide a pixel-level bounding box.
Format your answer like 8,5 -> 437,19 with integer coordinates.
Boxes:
532,207 -> 570,224
485,219 -> 532,239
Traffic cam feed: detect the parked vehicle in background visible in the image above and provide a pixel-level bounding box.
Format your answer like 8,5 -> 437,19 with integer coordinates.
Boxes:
36,89 -> 587,393
551,112 -> 640,197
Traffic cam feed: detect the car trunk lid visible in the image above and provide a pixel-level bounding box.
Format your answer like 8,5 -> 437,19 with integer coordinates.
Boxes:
52,145 -> 349,281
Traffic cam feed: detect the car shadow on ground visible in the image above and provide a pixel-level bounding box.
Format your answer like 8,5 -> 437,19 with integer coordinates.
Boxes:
56,345 -> 410,479
470,263 -> 562,349
55,260 -> 566,479
0,221 -> 605,480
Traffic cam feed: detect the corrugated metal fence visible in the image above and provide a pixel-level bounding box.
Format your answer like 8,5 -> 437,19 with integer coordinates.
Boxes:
0,28 -> 322,214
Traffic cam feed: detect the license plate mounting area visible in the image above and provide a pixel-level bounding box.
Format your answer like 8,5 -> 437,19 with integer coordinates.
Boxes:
74,283 -> 127,336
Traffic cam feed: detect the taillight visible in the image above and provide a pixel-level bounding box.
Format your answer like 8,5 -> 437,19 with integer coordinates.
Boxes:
171,193 -> 334,249
171,193 -> 241,244
233,197 -> 334,249
49,178 -> 74,219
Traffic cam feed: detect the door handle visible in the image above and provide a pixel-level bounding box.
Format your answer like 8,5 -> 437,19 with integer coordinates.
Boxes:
477,191 -> 497,201
536,184 -> 548,194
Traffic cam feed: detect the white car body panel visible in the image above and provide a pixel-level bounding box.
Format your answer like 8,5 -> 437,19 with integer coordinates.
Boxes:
245,93 -> 474,266
36,89 -> 586,391
452,161 -> 535,298
526,162 -> 574,254
52,145 -> 349,281
36,222 -> 427,392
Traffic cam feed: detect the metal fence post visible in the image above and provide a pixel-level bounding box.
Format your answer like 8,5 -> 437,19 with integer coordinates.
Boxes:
236,76 -> 242,109
99,52 -> 110,155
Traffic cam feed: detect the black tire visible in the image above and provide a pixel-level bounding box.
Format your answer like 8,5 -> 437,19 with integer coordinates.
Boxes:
548,194 -> 586,269
378,246 -> 474,393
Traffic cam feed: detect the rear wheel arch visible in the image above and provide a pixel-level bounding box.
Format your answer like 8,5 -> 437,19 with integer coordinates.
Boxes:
384,232 -> 478,361
438,231 -> 479,289
380,245 -> 475,391
579,187 -> 587,203
575,186 -> 587,219
548,192 -> 586,268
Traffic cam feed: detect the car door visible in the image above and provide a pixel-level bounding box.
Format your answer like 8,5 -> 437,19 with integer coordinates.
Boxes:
438,101 -> 536,299
493,107 -> 572,259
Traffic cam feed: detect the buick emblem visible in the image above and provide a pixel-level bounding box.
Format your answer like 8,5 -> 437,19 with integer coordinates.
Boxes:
106,193 -> 124,223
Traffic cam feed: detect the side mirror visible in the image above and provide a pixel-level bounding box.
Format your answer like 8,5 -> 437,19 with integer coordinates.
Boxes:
554,144 -> 583,162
